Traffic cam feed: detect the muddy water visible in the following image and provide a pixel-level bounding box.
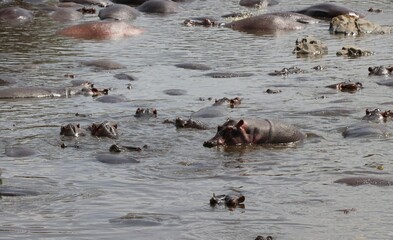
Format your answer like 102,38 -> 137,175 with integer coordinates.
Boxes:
1,0 -> 393,239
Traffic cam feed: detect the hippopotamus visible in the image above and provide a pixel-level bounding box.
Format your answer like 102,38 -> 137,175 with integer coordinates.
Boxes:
48,7 -> 83,22
203,119 -> 305,147
191,105 -> 227,118
81,59 -> 126,70
109,144 -> 143,152
0,75 -> 18,85
0,186 -> 40,197
5,146 -> 37,157
90,121 -> 118,138
0,7 -> 33,25
224,12 -> 318,35
183,17 -> 219,27
295,3 -> 363,20
336,46 -> 374,57
0,82 -> 92,99
98,4 -> 141,21
174,63 -> 212,71
209,193 -> 245,208
239,0 -> 279,8
57,21 -> 144,40
334,177 -> 393,186
213,97 -> 241,108
204,72 -> 253,78
342,122 -> 391,138
175,118 -> 209,130
368,66 -> 393,76
163,89 -> 187,96
325,81 -> 363,93
59,0 -> 112,7
96,154 -> 139,164
60,123 -> 86,137
134,108 -> 157,118
136,0 -> 179,14
268,66 -> 304,76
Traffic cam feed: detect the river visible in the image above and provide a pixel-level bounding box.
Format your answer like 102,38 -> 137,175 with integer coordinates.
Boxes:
1,0 -> 393,239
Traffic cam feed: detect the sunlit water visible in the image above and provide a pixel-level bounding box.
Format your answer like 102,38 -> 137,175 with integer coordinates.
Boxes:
1,0 -> 393,239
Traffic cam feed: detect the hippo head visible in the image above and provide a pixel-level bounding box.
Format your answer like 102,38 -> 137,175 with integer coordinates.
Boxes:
91,121 -> 118,138
60,123 -> 82,137
362,108 -> 384,122
203,119 -> 247,148
134,108 -> 157,118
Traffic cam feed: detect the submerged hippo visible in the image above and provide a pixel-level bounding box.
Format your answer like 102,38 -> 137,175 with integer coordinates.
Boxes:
90,121 -> 118,138
98,4 -> 141,20
342,122 -> 391,138
334,177 -> 393,186
0,82 -> 92,99
210,193 -> 245,208
136,0 -> 179,14
203,119 -> 305,147
134,108 -> 157,118
57,21 -> 144,40
330,14 -> 392,35
368,66 -> 393,76
295,3 -> 363,20
224,12 -> 318,35
0,7 -> 33,25
60,123 -> 86,137
175,118 -> 209,130
239,0 -> 279,8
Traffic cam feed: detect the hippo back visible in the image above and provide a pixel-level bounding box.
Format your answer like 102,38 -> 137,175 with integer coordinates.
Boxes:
263,119 -> 305,144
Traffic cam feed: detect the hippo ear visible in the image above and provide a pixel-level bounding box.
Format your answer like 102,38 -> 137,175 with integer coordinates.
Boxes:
77,124 -> 80,128
113,124 -> 118,129
217,125 -> 222,132
235,120 -> 245,128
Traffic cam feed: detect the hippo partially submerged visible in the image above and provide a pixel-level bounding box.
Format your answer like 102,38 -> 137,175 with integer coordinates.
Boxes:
0,82 -> 92,99
334,177 -> 393,186
203,119 -> 305,147
295,3 -> 363,20
57,21 -> 144,40
224,12 -> 318,35
90,121 -> 118,138
60,123 -> 86,137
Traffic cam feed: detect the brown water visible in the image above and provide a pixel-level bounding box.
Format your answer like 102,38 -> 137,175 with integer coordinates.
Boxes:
1,0 -> 393,239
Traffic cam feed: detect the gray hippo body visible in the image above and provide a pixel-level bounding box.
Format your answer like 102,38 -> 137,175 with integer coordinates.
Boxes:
136,0 -> 179,13
57,21 -> 144,40
59,0 -> 112,7
0,83 -> 91,99
48,7 -> 83,22
334,177 -> 393,186
296,3 -> 363,20
98,4 -> 140,20
224,12 -> 318,34
0,7 -> 33,25
239,0 -> 279,8
342,122 -> 391,138
203,119 -> 305,147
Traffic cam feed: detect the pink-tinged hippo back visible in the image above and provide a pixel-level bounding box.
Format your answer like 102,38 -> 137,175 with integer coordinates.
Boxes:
57,21 -> 144,40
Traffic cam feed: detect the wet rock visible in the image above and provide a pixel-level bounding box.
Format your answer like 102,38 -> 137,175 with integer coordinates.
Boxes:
293,35 -> 328,55
336,46 -> 374,57
330,14 -> 392,35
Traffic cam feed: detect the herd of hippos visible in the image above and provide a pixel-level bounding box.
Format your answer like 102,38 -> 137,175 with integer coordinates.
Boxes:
2,0 -> 393,202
